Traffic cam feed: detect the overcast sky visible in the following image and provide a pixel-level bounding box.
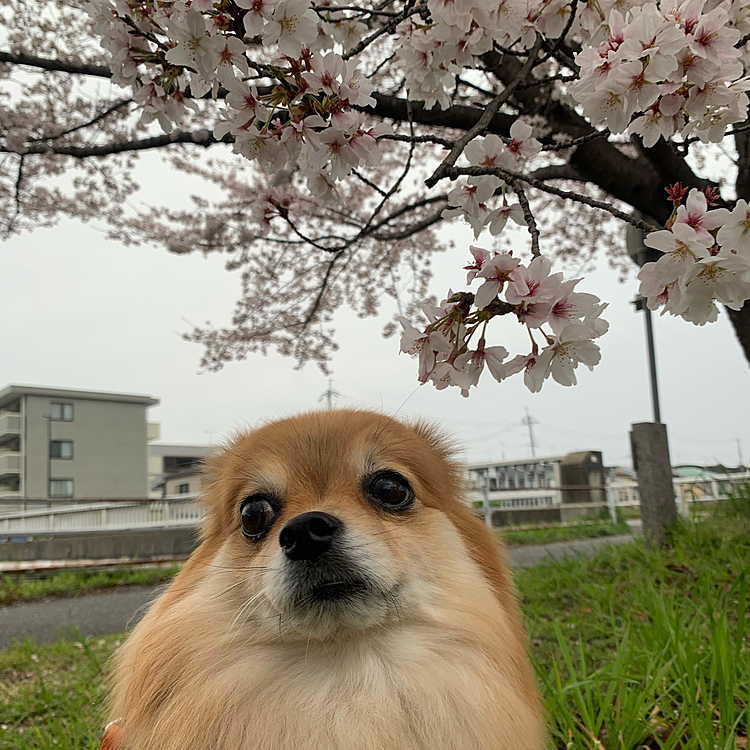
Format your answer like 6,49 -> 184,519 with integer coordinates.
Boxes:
2,151 -> 749,469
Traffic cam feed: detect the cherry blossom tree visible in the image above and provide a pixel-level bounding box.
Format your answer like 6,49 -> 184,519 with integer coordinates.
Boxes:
1,0 -> 749,394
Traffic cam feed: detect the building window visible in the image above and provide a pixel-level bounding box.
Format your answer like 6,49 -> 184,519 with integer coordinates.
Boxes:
49,479 -> 74,498
50,403 -> 74,421
50,440 -> 74,459
177,483 -> 190,494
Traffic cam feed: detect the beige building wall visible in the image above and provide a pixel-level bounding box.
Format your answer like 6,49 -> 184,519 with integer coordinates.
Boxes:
23,394 -> 150,499
164,471 -> 204,498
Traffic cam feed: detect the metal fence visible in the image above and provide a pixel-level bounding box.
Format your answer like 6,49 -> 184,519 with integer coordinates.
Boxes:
0,498 -> 203,535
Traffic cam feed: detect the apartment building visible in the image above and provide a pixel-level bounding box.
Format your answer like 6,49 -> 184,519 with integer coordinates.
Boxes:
466,450 -> 606,525
0,385 -> 159,501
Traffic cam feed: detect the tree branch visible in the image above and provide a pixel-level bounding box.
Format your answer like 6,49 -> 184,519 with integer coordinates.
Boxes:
3,130 -> 229,157
445,164 -> 661,232
426,37 -> 542,188
0,50 -> 113,78
358,93 -> 515,139
29,99 -> 133,143
528,164 -> 583,181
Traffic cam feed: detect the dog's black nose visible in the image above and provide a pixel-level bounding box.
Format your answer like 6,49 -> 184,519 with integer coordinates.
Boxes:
279,511 -> 342,562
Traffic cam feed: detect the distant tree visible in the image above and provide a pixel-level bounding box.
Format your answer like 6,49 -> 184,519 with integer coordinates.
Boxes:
2,0 -> 749,392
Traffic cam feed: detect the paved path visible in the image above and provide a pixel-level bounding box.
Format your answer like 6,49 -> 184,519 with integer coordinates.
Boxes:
0,586 -> 164,649
509,533 -> 634,568
0,533 -> 636,649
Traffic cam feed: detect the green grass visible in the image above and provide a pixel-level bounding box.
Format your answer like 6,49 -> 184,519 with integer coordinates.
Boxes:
619,505 -> 642,520
498,518 -> 631,547
0,566 -> 180,606
0,504 -> 748,749
517,512 -> 750,749
0,635 -> 121,749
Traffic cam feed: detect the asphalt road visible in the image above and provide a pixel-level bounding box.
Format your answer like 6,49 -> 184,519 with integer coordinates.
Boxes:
0,533 -> 636,649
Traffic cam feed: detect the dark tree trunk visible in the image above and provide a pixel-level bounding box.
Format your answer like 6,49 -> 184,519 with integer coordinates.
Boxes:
724,123 -> 750,368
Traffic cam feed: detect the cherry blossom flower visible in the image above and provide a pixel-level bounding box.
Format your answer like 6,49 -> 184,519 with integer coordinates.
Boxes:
673,188 -> 730,244
164,10 -> 220,80
264,0 -> 319,57
399,317 -> 452,383
235,0 -> 277,36
643,222 -> 713,286
505,120 -> 542,163
475,252 -> 521,309
488,201 -> 525,235
453,341 -> 510,392
506,256 -> 563,305
540,323 -> 602,388
547,280 -> 602,336
505,353 -> 550,393
464,245 -> 490,283
716,199 -> 750,254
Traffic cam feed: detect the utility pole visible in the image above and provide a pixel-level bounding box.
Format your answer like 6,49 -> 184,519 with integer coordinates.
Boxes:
737,437 -> 745,468
318,379 -> 341,409
522,407 -> 537,458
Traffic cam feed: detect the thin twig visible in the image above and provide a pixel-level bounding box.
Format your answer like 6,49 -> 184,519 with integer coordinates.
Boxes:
6,154 -> 25,234
351,169 -> 388,196
542,129 -> 610,151
538,0 -> 579,64
342,1 -> 421,61
29,99 -> 133,143
312,5 -> 401,16
444,164 -> 661,232
506,176 -> 541,256
425,36 -> 543,188
378,132 -> 454,148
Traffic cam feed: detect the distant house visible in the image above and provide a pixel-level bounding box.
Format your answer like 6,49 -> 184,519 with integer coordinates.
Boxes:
148,443 -> 213,499
0,384 -> 159,502
163,467 -> 206,499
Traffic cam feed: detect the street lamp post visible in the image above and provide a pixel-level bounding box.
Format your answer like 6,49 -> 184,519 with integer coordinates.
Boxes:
625,219 -> 678,548
625,223 -> 662,424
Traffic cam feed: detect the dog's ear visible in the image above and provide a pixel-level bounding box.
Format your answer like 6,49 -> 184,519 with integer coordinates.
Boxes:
198,430 -> 251,542
408,420 -> 522,621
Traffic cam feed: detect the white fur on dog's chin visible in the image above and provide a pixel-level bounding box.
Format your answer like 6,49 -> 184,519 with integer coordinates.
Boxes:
260,521 -> 416,638
120,512 -> 542,750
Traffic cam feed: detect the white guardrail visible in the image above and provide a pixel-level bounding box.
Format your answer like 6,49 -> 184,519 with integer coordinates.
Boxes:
608,473 -> 750,515
1,473 -> 748,536
0,498 -> 203,536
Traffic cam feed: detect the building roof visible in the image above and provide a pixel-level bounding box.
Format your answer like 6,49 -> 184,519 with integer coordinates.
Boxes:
148,443 -> 213,458
0,384 -> 159,408
466,454 -> 566,469
165,466 -> 206,481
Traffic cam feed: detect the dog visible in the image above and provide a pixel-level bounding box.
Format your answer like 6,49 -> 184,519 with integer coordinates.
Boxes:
106,409 -> 545,750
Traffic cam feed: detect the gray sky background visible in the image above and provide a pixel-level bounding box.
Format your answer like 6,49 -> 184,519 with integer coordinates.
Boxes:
2,152 -> 749,468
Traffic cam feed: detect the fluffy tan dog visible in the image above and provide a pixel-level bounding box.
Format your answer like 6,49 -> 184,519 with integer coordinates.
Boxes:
108,410 -> 545,750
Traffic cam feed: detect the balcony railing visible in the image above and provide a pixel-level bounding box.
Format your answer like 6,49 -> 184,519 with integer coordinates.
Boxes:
0,411 -> 21,442
0,452 -> 21,475
0,412 -> 21,438
0,497 -> 203,535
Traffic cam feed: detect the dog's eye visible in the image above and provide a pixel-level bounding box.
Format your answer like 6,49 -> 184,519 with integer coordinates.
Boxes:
365,471 -> 414,511
240,497 -> 276,539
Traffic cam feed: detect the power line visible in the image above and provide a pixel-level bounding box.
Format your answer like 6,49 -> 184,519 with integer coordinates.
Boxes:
318,378 -> 341,410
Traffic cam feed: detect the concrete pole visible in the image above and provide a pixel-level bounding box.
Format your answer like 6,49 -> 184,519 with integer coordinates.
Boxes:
630,422 -> 677,548
482,472 -> 492,528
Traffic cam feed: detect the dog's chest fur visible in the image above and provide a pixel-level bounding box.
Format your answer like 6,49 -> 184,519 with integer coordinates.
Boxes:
122,623 -> 539,750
